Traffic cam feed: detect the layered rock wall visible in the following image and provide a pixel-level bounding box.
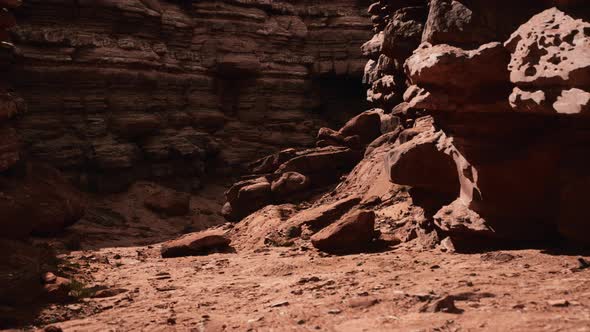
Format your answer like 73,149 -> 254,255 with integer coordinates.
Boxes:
9,0 -> 371,192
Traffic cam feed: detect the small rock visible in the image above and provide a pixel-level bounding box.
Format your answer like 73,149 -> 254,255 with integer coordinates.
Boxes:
42,272 -> 57,284
298,276 -> 320,284
92,288 -> 128,298
270,301 -> 289,308
328,309 -> 342,314
44,276 -> 72,303
440,237 -> 456,253
548,299 -> 570,307
420,295 -> 463,314
578,257 -> 590,270
44,326 -> 63,332
348,297 -> 379,309
66,304 -> 82,312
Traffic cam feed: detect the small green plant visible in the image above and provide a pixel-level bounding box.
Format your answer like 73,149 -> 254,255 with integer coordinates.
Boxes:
68,279 -> 96,299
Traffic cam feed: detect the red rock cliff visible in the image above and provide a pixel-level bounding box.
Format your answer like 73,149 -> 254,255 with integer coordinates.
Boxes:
9,0 -> 372,192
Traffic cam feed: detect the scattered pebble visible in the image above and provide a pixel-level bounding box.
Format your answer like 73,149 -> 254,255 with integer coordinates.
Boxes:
548,299 -> 569,307
270,301 -> 289,308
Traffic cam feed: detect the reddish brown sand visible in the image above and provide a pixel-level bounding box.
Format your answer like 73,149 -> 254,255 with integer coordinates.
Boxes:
41,244 -> 590,331
33,183 -> 590,332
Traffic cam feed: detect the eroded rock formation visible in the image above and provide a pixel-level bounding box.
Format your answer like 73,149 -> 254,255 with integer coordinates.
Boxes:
395,5 -> 590,245
9,0 -> 372,192
219,0 -> 590,252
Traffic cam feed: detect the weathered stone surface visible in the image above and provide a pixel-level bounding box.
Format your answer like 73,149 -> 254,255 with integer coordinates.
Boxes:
338,109 -> 384,145
387,128 -> 459,195
382,6 -> 427,63
505,8 -> 590,89
422,0 -> 496,47
161,229 -> 231,258
43,275 -> 72,303
505,9 -> 590,115
553,88 -> 590,114
248,148 -> 297,175
367,75 -> 401,109
284,195 -> 361,230
276,146 -> 361,181
361,32 -> 384,60
0,163 -> 86,238
434,199 -> 493,237
144,187 -> 190,216
405,42 -> 510,93
223,142 -> 364,222
424,0 -> 551,48
311,210 -> 376,254
222,177 -> 272,222
9,0 -> 371,191
270,172 -> 310,198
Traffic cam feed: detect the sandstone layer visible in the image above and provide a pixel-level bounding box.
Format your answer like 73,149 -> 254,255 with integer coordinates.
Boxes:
10,0 -> 372,192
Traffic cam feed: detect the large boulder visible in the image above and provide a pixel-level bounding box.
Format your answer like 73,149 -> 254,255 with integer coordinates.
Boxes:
0,163 -> 86,238
283,195 -> 361,231
311,210 -> 376,254
386,127 -> 460,196
276,146 -> 362,184
222,177 -> 272,222
405,42 -> 510,94
505,8 -> 590,114
144,187 -> 190,216
338,109 -> 384,145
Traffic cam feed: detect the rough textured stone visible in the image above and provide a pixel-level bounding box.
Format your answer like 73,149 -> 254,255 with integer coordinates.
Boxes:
284,196 -> 362,230
505,8 -> 590,115
144,187 -> 190,216
387,128 -> 460,195
505,8 -> 590,88
339,109 -> 383,145
9,0 -> 371,191
405,42 -> 510,93
161,229 -> 231,258
222,177 -> 272,222
270,172 -> 310,198
0,163 -> 86,238
311,210 -> 376,254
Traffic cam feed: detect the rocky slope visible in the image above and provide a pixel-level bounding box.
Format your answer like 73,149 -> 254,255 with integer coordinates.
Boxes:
9,0 -> 371,192
218,0 -> 590,253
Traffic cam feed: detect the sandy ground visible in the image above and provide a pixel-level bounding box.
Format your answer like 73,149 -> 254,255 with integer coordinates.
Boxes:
17,181 -> 590,332
37,242 -> 590,331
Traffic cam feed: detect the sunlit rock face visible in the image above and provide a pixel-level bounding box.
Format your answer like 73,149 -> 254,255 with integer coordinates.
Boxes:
9,0 -> 371,192
392,7 -> 590,245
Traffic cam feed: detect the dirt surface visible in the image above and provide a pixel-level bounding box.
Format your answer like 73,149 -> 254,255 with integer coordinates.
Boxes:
33,236 -> 590,331
13,171 -> 590,332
